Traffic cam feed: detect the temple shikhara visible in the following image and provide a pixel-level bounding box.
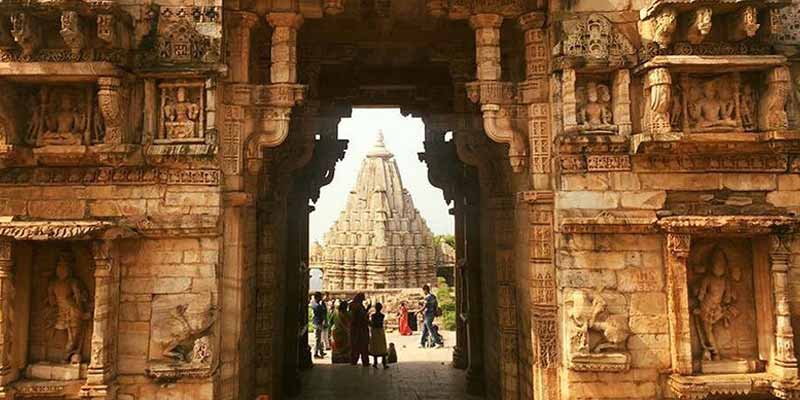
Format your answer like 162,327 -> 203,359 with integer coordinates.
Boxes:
318,133 -> 437,291
0,0 -> 796,399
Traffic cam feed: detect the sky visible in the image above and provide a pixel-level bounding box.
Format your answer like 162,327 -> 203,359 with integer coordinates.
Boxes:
309,108 -> 454,247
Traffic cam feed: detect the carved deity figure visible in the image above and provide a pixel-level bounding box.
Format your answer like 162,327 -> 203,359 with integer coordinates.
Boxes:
160,304 -> 216,362
578,82 -> 614,133
38,91 -> 86,146
689,80 -> 737,130
567,290 -> 630,354
741,84 -> 757,130
47,252 -> 90,363
688,7 -> 713,45
10,13 -> 39,59
692,247 -> 736,361
163,87 -> 201,139
60,11 -> 84,59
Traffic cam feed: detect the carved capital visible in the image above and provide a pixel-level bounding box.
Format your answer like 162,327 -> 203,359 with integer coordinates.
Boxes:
469,13 -> 503,30
246,107 -> 293,161
97,77 -> 126,145
667,233 -> 691,259
266,12 -> 304,29
481,104 -> 527,173
639,8 -> 677,49
517,12 -> 545,31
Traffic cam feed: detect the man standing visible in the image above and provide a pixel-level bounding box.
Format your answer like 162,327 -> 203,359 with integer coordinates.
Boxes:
419,284 -> 443,348
311,292 -> 328,359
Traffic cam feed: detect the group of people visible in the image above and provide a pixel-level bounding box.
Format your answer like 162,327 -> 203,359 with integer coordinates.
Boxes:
309,284 -> 444,369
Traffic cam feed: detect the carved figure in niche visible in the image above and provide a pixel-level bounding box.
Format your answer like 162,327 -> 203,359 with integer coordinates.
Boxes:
10,13 -> 39,59
31,87 -> 89,146
160,304 -> 216,362
578,82 -> 615,133
689,80 -> 737,130
741,84 -> 757,130
692,247 -> 738,361
162,86 -> 201,140
670,85 -> 683,128
688,7 -> 713,45
47,252 -> 91,363
567,290 -> 630,354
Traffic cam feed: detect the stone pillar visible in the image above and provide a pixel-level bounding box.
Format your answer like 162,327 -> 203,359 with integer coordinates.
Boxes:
769,234 -> 798,379
469,14 -> 503,82
81,240 -> 119,400
665,233 -> 692,375
452,205 -> 467,370
266,12 -> 304,84
97,77 -> 125,145
518,12 -> 550,189
643,68 -> 673,134
612,69 -> 632,136
491,196 -> 518,400
226,11 -> 259,83
464,194 -> 484,395
0,240 -> 17,397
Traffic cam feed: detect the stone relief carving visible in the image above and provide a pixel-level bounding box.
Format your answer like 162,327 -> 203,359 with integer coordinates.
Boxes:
59,11 -> 85,60
27,86 -> 100,146
10,13 -> 39,59
643,68 -> 673,134
159,82 -> 204,142
142,6 -> 222,66
758,66 -> 790,131
556,14 -> 636,69
730,6 -> 760,41
150,294 -> 216,365
639,8 -> 677,49
46,251 -> 91,364
574,81 -> 615,134
685,77 -> 739,132
566,289 -> 630,372
687,7 -> 712,45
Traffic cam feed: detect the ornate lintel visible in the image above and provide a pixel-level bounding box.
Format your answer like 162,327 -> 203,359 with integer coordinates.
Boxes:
0,221 -> 135,241
132,214 -> 220,238
657,215 -> 799,235
517,190 -> 554,205
560,215 -> 658,234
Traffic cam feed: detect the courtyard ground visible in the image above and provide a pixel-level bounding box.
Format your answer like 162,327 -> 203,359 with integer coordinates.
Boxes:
298,330 -> 482,399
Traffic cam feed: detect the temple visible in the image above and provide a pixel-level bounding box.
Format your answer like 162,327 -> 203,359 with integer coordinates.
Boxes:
0,0 -> 795,399
319,133 -> 437,291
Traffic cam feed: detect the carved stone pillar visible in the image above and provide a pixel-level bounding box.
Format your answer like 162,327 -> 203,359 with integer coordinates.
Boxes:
518,12 -> 550,188
227,12 -> 259,83
80,240 -> 119,400
643,68 -> 673,134
758,66 -> 791,131
0,240 -> 17,394
452,203 -> 467,370
612,69 -> 632,136
769,234 -> 798,379
464,196 -> 484,395
665,233 -> 692,375
266,13 -> 304,84
97,77 -> 126,145
469,14 -> 502,82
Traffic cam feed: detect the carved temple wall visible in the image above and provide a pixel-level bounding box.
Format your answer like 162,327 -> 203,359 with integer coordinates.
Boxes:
0,0 -> 796,399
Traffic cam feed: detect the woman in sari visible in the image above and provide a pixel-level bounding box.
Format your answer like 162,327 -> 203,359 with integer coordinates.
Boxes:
349,292 -> 371,366
397,301 -> 412,336
331,300 -> 351,363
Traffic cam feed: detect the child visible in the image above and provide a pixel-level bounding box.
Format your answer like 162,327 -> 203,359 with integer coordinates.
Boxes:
368,302 -> 389,369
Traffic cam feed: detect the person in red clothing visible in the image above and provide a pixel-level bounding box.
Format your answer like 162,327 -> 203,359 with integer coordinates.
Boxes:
348,292 -> 370,366
397,301 -> 412,336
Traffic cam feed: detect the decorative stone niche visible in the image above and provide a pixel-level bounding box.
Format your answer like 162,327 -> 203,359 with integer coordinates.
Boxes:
554,14 -> 635,137
659,216 -> 800,399
158,81 -> 206,143
25,85 -> 101,148
145,292 -> 217,383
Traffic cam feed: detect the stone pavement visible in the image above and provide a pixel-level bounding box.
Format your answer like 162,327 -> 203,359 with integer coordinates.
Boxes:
297,330 -> 483,400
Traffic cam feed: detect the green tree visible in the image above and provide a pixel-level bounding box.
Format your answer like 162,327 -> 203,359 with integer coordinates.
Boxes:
435,277 -> 457,330
434,234 -> 456,249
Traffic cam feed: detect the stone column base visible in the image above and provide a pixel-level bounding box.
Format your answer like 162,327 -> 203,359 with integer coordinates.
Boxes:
466,366 -> 485,395
79,383 -> 118,400
452,346 -> 467,369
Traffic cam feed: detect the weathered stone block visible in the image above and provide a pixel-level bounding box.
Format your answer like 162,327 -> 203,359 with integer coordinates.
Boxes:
640,174 -> 721,190
29,199 -> 86,219
721,174 -> 777,191
629,315 -> 670,334
617,268 -> 663,292
767,191 -> 800,207
557,191 -> 619,209
559,269 -> 617,289
619,191 -> 666,210
561,173 -> 610,191
630,292 -> 666,315
778,175 -> 800,191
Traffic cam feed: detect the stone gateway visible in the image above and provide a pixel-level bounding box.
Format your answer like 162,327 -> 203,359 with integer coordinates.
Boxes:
0,1 -> 795,400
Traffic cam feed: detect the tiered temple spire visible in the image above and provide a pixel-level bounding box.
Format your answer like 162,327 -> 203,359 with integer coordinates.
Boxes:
322,132 -> 437,290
